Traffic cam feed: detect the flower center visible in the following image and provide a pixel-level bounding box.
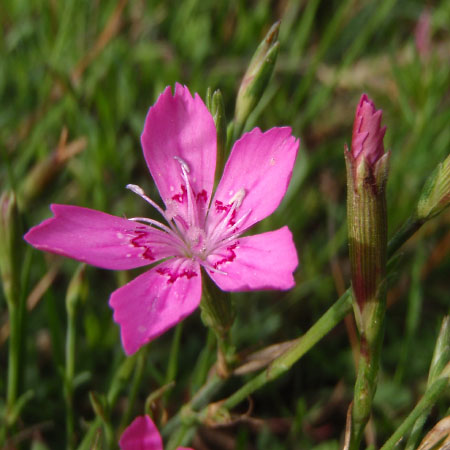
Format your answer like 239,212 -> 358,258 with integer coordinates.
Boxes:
126,157 -> 251,273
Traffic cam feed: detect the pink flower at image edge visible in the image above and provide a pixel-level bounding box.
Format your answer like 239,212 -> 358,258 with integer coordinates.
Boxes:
119,415 -> 192,450
25,84 -> 299,355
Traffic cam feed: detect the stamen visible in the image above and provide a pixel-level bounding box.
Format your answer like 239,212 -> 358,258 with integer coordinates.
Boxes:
126,184 -> 167,219
229,188 -> 246,209
126,184 -> 180,236
173,156 -> 190,173
225,208 -> 251,235
206,209 -> 251,255
208,188 -> 247,244
173,156 -> 197,227
127,220 -> 186,256
128,217 -> 182,241
200,260 -> 228,276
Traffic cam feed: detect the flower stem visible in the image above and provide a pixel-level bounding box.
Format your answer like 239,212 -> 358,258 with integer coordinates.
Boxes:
380,377 -> 449,450
162,209 -> 431,442
64,264 -> 85,450
224,289 -> 353,411
166,424 -> 197,450
76,354 -> 137,450
200,275 -> 236,377
0,191 -> 25,439
345,142 -> 389,449
163,289 -> 353,447
6,303 -> 21,418
387,214 -> 425,259
404,315 -> 450,450
120,345 -> 149,432
162,374 -> 223,438
65,306 -> 76,450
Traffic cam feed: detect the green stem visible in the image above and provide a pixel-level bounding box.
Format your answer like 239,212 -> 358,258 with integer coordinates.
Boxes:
349,328 -> 384,449
405,315 -> 450,450
165,324 -> 183,392
380,377 -> 448,450
404,413 -> 429,450
120,346 -> 149,431
76,355 -> 137,450
106,355 -> 138,407
162,374 -> 223,438
65,308 -> 76,450
200,275 -> 235,377
0,247 -> 30,446
165,290 -> 353,449
6,303 -> 21,420
231,119 -> 244,144
76,417 -> 101,450
224,290 -> 353,410
345,150 -> 389,449
166,424 -> 197,450
387,215 -> 425,259
162,211 -> 429,442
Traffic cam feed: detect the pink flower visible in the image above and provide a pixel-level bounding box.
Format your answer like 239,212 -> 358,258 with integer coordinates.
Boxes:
415,9 -> 431,60
119,415 -> 192,450
351,94 -> 386,167
25,84 -> 299,355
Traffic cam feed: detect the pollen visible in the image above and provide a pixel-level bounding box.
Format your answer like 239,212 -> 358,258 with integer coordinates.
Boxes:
229,188 -> 246,208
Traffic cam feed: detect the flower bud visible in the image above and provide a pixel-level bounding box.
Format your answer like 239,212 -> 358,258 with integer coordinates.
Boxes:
417,153 -> 450,221
345,94 -> 390,447
351,94 -> 386,164
345,94 -> 389,322
348,94 -> 390,190
210,89 -> 227,187
234,21 -> 280,136
415,10 -> 431,61
0,191 -> 21,307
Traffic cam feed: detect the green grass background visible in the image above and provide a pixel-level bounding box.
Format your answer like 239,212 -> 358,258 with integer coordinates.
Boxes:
1,0 -> 449,448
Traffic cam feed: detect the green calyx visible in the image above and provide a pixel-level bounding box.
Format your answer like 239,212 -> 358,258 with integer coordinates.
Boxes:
417,153 -> 450,221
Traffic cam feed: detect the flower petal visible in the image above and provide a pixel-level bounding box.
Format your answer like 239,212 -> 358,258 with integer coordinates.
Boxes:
141,84 -> 217,224
352,94 -> 386,165
207,226 -> 298,291
24,205 -> 178,270
119,415 -> 163,450
110,258 -> 201,355
208,127 -> 299,234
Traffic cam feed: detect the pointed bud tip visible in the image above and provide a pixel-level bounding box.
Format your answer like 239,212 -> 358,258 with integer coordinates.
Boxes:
351,94 -> 386,167
266,21 -> 281,44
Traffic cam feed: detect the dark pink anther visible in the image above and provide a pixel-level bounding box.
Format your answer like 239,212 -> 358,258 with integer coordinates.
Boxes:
213,241 -> 239,269
157,266 -> 198,284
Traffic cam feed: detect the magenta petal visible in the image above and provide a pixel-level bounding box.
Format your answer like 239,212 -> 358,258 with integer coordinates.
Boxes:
207,226 -> 298,291
141,84 -> 217,223
210,127 -> 299,233
110,258 -> 201,355
352,94 -> 386,166
24,205 -> 178,270
119,415 -> 163,450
